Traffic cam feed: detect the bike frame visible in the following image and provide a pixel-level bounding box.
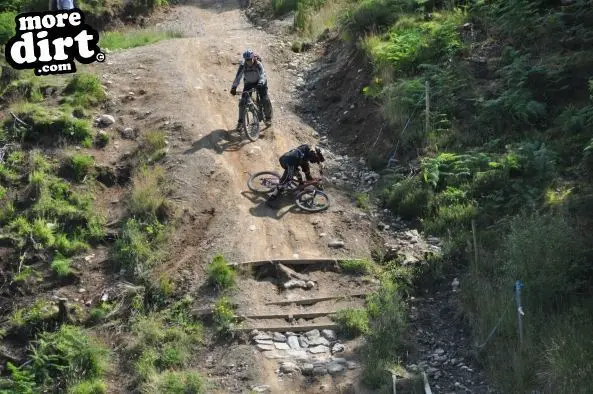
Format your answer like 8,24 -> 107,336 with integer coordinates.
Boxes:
282,177 -> 324,194
237,88 -> 265,122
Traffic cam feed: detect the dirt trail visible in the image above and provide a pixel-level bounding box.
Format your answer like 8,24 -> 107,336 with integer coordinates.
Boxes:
109,1 -> 370,264
90,1 -> 379,392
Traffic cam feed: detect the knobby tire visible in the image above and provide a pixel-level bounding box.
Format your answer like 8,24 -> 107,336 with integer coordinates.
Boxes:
295,189 -> 330,212
247,171 -> 281,193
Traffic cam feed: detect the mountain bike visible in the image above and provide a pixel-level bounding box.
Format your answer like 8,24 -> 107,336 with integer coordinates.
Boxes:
247,171 -> 330,212
236,88 -> 268,142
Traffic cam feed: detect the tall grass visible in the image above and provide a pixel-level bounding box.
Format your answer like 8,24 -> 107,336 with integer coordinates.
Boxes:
464,213 -> 592,392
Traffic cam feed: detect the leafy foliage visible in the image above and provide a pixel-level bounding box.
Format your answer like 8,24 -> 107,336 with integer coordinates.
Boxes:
206,254 -> 236,290
0,325 -> 109,393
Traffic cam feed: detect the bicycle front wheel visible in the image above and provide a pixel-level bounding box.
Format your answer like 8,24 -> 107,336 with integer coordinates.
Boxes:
243,105 -> 260,141
295,189 -> 330,212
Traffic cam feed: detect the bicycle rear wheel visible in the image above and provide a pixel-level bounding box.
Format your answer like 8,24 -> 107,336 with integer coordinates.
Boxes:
295,189 -> 330,212
248,171 -> 280,193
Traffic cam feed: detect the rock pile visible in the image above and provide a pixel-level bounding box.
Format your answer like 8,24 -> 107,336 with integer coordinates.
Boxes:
249,329 -> 359,377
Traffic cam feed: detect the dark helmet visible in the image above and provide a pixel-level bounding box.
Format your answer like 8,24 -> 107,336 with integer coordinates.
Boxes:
242,49 -> 255,61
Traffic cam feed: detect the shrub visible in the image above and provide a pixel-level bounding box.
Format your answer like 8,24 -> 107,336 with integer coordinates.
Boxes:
340,0 -> 402,37
0,12 -> 16,47
355,193 -> 370,210
423,202 -> 477,235
115,218 -> 166,279
366,11 -> 466,76
362,279 -> 407,388
51,253 -> 72,277
95,131 -> 109,148
129,300 -> 203,386
338,259 -> 373,275
128,166 -> 168,219
387,177 -> 432,220
206,254 -> 236,289
213,296 -> 235,336
334,308 -> 370,338
8,102 -> 93,143
62,73 -> 105,108
145,371 -> 205,394
69,154 -> 95,182
271,0 -> 298,15
29,325 -> 109,391
2,326 -> 109,392
67,379 -> 107,394
9,299 -> 56,334
2,78 -> 43,102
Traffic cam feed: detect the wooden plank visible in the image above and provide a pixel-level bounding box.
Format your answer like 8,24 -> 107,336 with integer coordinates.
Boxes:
234,323 -> 339,333
235,311 -> 337,320
228,258 -> 367,267
265,292 -> 370,306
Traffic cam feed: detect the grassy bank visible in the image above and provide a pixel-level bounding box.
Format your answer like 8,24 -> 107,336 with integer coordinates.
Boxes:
0,24 -> 207,392
273,0 -> 593,391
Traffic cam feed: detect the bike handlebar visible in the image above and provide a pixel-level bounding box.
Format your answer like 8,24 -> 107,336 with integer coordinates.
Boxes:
234,88 -> 257,95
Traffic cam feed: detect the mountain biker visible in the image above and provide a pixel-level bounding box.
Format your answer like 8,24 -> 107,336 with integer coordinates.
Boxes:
230,49 -> 273,130
267,144 -> 325,201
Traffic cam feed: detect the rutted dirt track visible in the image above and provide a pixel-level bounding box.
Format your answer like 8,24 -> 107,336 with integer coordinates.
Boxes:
89,1 -> 382,392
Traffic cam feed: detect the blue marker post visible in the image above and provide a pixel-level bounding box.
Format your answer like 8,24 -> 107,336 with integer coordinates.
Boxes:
515,280 -> 524,348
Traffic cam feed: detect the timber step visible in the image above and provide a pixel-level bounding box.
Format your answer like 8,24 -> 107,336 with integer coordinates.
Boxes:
235,310 -> 337,320
233,322 -> 340,333
264,293 -> 370,306
227,258 -> 367,267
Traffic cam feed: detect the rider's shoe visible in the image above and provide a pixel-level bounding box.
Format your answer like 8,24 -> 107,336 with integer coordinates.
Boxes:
265,118 -> 272,126
235,121 -> 243,131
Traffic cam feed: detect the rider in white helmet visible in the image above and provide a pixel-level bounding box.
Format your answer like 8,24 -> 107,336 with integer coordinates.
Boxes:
230,49 -> 273,130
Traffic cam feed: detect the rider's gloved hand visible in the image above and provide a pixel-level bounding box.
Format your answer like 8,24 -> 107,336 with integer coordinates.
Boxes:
230,87 -> 237,95
257,81 -> 264,88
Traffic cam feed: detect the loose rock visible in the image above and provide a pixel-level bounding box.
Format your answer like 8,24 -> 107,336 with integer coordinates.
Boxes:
321,329 -> 337,341
308,336 -> 330,346
252,385 -> 270,393
328,240 -> 345,248
331,343 -> 345,354
305,329 -> 320,340
347,361 -> 359,370
98,114 -> 115,126
262,351 -> 285,359
280,361 -> 299,373
331,357 -> 347,365
274,342 -> 291,350
308,345 -> 329,354
327,361 -> 345,375
273,332 -> 287,342
287,336 -> 300,349
253,333 -> 273,341
298,336 -> 309,348
257,344 -> 275,351
301,363 -> 314,375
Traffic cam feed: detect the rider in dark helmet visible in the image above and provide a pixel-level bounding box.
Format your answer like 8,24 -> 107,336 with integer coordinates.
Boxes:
268,144 -> 325,200
230,49 -> 273,130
